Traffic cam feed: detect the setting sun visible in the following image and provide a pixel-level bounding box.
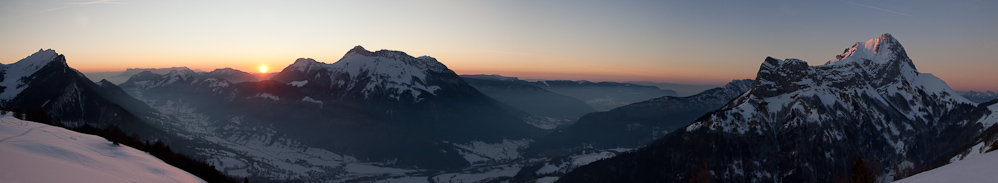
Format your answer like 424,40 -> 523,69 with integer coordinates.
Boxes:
259,65 -> 268,73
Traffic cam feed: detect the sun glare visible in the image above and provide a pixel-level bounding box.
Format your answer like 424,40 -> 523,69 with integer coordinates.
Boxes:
259,65 -> 268,73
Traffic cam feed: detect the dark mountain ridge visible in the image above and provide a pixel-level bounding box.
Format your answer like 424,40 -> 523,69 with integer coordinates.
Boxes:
0,49 -> 166,136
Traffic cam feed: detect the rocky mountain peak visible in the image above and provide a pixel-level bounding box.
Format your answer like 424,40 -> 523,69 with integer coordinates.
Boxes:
830,33 -> 910,67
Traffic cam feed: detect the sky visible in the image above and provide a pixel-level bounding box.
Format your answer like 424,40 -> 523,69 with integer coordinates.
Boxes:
0,0 -> 995,91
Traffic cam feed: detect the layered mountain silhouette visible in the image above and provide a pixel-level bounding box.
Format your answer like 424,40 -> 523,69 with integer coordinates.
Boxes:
460,75 -> 595,129
509,79 -> 754,182
526,79 -> 754,157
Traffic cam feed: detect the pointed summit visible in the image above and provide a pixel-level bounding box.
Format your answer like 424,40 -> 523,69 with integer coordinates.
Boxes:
831,33 -> 907,65
348,45 -> 369,53
0,49 -> 73,100
6,49 -> 64,70
97,79 -> 114,86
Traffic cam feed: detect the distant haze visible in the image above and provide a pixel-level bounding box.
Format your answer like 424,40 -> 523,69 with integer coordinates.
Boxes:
1,0 -> 995,91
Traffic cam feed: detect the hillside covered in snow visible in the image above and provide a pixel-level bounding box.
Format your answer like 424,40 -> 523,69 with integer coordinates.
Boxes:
0,114 -> 204,183
895,151 -> 998,183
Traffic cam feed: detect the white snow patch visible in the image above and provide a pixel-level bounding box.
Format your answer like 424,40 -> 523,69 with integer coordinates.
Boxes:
980,104 -> 998,127
254,93 -> 280,101
301,96 -> 323,107
452,139 -> 531,164
431,164 -> 520,183
376,176 -> 429,183
535,150 -> 621,175
535,176 -> 560,183
523,116 -> 572,130
289,80 -> 308,87
344,164 -> 415,174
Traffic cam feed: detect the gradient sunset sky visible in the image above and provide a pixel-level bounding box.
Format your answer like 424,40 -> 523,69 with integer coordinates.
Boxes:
1,0 -> 995,91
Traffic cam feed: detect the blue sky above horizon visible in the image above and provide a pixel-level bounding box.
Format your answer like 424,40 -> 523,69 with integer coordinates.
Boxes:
1,0 -> 995,91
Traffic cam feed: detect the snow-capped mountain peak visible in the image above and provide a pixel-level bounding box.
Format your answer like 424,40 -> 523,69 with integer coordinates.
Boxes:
288,58 -> 322,72
694,33 -> 971,135
560,34 -> 997,183
273,46 -> 457,101
0,49 -> 76,101
329,46 -> 451,100
831,33 -> 907,65
334,46 -> 448,75
2,49 -> 64,74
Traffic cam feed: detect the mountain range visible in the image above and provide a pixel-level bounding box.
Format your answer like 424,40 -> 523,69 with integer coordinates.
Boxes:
557,33 -> 998,182
6,33 -> 995,182
83,67 -> 208,84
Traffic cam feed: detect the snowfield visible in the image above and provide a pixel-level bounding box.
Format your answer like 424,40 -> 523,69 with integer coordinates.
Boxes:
0,114 -> 204,183
895,151 -> 998,183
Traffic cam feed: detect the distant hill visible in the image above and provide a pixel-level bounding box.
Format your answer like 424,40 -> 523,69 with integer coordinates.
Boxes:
625,81 -> 719,97
959,90 -> 998,103
462,74 -> 678,111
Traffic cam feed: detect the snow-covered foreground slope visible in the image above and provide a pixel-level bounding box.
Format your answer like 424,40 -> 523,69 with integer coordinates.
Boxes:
895,151 -> 998,183
0,115 -> 204,183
